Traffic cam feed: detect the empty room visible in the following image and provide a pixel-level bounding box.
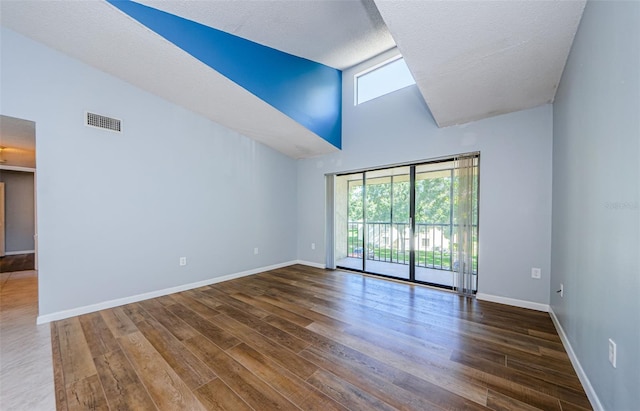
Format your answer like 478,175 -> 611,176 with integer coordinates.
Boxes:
0,0 -> 638,410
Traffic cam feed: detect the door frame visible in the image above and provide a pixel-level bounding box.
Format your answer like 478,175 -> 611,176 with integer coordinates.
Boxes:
330,152 -> 480,291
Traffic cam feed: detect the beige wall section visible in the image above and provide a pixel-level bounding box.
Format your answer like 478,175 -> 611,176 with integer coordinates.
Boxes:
0,147 -> 35,168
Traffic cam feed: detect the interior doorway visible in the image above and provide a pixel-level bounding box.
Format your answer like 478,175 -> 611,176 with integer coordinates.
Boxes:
0,115 -> 37,273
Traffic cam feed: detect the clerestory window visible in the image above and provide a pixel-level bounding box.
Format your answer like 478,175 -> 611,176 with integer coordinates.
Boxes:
355,56 -> 416,105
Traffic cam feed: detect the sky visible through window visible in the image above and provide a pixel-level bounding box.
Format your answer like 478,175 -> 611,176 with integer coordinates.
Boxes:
356,57 -> 416,105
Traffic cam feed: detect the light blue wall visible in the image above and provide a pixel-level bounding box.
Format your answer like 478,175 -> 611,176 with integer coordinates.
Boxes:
297,49 -> 554,306
551,1 -> 640,409
0,28 -> 298,316
0,170 -> 35,253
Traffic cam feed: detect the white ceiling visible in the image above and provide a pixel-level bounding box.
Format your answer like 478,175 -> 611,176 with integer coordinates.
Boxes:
375,0 -> 586,127
137,0 -> 396,70
0,0 -> 586,157
0,0 -> 348,159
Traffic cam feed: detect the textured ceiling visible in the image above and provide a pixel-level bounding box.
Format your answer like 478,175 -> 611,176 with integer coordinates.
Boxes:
0,115 -> 36,168
375,0 -> 586,127
136,0 -> 395,70
0,1 -> 340,159
1,0 -> 586,157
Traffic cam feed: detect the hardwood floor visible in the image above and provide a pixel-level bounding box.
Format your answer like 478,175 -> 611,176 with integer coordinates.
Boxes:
51,265 -> 592,410
0,253 -> 36,273
0,270 -> 55,410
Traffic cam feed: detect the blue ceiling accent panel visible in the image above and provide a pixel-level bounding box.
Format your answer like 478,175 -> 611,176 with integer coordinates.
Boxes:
108,0 -> 342,149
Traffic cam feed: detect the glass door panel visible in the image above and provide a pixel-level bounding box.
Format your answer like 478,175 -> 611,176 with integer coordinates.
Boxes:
364,167 -> 410,279
335,173 -> 364,271
414,163 -> 455,287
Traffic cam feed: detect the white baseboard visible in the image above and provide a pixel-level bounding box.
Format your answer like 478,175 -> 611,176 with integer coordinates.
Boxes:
295,260 -> 326,269
475,292 -> 549,312
36,260 -> 298,324
4,250 -> 35,256
548,307 -> 602,411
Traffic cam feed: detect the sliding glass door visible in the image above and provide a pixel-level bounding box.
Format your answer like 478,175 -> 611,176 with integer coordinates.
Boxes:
363,167 -> 411,279
413,164 -> 454,286
335,155 -> 479,291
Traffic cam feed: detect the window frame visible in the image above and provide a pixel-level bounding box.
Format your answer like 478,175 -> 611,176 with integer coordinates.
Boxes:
353,55 -> 415,106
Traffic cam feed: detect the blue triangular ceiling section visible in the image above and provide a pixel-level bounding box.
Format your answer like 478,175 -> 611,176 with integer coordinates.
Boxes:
108,0 -> 342,149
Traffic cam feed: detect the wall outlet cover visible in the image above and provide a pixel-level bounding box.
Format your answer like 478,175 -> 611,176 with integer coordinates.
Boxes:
531,267 -> 541,279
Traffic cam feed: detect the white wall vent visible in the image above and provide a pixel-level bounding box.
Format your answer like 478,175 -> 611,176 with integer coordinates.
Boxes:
86,112 -> 121,132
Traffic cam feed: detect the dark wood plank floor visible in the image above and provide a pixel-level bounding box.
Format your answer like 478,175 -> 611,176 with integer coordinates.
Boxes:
51,265 -> 592,410
0,253 -> 35,273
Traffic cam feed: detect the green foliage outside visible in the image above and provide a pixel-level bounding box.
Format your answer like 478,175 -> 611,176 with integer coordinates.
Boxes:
348,173 -> 453,224
346,170 -> 479,272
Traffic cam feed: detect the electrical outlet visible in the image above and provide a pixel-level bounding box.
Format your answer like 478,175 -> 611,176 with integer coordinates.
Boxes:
311,243 -> 316,250
608,338 -> 617,368
531,267 -> 541,279
179,257 -> 187,266
254,247 -> 259,255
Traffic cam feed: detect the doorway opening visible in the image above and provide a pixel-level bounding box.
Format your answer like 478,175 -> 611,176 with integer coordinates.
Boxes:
0,115 -> 37,274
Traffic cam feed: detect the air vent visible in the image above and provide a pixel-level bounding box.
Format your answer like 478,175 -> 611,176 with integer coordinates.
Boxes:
86,112 -> 121,132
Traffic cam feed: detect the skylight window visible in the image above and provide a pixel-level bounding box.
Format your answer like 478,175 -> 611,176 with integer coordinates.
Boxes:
355,57 -> 416,105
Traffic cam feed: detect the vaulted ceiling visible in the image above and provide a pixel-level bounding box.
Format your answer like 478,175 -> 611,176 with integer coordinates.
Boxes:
375,0 -> 586,127
0,0 -> 585,158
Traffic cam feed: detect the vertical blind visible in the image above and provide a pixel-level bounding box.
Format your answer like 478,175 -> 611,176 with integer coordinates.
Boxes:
453,153 -> 478,296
